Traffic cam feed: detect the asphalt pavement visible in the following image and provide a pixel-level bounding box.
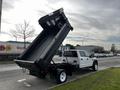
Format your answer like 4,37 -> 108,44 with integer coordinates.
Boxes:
0,56 -> 120,90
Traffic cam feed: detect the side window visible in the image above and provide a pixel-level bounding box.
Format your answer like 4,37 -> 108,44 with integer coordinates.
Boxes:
79,51 -> 87,57
64,51 -> 77,57
72,51 -> 78,57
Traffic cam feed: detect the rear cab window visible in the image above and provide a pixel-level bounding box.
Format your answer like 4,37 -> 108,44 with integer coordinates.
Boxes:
63,51 -> 78,57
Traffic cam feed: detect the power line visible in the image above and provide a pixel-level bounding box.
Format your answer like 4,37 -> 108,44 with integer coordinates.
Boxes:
66,36 -> 105,41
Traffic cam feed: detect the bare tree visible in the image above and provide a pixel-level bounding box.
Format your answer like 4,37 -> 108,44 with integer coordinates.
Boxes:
111,44 -> 116,54
10,30 -> 18,41
10,20 -> 35,48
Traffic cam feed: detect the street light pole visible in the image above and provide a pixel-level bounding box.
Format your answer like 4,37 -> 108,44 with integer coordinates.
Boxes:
0,0 -> 2,32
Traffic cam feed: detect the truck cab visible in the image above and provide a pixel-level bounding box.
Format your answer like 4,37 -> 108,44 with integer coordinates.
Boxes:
54,50 -> 98,71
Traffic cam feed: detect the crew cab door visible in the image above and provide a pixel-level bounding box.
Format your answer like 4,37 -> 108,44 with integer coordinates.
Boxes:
77,51 -> 93,68
63,51 -> 78,65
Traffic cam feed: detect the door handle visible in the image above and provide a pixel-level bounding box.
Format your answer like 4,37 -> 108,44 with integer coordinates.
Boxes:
81,58 -> 83,60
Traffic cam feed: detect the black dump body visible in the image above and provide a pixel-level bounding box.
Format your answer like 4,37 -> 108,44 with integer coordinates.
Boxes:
15,8 -> 73,71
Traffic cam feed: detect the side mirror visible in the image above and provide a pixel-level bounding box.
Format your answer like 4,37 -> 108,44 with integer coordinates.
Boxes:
89,54 -> 94,58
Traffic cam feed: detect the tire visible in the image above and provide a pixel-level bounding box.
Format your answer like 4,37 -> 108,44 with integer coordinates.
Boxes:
92,62 -> 98,71
56,69 -> 67,84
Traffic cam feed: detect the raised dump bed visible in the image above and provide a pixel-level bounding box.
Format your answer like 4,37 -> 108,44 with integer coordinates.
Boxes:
15,8 -> 73,71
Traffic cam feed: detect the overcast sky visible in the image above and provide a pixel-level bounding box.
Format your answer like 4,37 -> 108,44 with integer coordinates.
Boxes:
1,0 -> 120,50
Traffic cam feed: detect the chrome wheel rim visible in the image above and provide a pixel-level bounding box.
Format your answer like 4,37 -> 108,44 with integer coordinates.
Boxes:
60,72 -> 66,82
95,64 -> 98,70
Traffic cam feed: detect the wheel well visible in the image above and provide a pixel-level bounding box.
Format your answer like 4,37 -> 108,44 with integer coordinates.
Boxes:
93,60 -> 98,65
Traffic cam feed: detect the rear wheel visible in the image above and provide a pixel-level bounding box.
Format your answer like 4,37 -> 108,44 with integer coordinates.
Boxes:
56,69 -> 67,84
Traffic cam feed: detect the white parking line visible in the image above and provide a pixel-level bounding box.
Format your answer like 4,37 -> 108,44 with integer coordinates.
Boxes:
23,82 -> 31,87
17,79 -> 26,82
17,78 -> 32,87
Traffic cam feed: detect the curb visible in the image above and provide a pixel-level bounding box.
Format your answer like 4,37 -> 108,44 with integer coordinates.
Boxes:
48,71 -> 96,90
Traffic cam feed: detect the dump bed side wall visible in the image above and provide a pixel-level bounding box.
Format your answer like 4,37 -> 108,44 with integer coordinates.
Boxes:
18,29 -> 45,60
37,23 -> 72,69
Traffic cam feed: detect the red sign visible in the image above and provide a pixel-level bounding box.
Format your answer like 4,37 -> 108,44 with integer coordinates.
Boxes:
0,45 -> 5,51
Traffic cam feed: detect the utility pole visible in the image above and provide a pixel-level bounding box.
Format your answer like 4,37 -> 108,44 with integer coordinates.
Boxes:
0,0 -> 2,32
82,39 -> 84,46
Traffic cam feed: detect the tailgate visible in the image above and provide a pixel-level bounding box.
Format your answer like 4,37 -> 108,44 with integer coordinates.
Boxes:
14,60 -> 38,70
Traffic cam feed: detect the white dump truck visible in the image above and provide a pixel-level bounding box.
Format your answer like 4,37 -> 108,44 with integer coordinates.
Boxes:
15,8 -> 98,84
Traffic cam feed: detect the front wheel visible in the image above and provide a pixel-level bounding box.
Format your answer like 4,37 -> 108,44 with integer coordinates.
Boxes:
56,69 -> 67,84
92,62 -> 98,71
